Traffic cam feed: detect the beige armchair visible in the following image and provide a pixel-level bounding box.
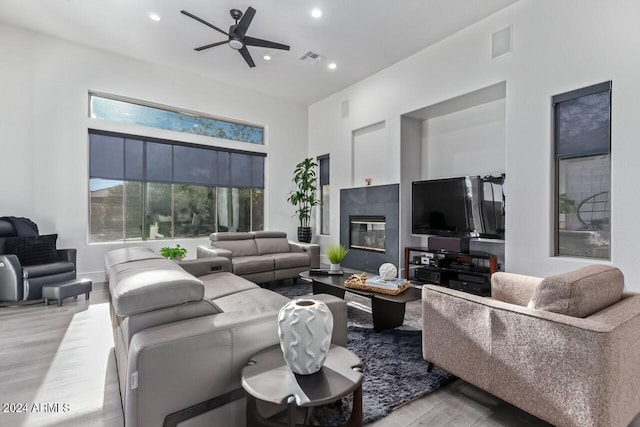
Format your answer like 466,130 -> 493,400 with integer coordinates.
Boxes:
422,265 -> 640,427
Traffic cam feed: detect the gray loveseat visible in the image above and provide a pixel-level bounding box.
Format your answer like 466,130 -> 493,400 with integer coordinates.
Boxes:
197,231 -> 319,283
105,246 -> 346,427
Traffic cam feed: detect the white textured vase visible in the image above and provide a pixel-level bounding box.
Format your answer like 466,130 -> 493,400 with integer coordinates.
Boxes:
330,263 -> 341,271
277,299 -> 334,375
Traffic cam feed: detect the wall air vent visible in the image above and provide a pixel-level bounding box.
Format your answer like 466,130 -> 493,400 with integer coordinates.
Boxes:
299,51 -> 324,64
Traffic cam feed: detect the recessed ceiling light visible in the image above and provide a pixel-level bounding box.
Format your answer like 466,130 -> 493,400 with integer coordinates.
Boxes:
328,62 -> 337,70
149,13 -> 161,22
311,9 -> 323,18
263,55 -> 271,61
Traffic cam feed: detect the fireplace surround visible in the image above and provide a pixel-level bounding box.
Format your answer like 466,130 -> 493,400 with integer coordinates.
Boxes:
340,184 -> 399,273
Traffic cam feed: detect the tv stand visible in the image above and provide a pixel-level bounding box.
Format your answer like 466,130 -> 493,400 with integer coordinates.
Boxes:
404,246 -> 498,296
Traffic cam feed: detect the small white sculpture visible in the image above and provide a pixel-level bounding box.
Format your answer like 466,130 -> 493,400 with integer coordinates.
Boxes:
379,263 -> 397,281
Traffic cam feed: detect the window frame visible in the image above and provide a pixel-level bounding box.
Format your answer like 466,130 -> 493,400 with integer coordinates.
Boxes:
88,129 -> 266,243
317,154 -> 330,235
552,81 -> 612,259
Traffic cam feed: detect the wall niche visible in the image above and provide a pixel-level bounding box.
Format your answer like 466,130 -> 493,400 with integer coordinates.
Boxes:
399,82 -> 507,273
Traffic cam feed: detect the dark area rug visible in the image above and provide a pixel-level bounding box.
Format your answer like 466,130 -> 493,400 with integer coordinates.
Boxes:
268,280 -> 453,425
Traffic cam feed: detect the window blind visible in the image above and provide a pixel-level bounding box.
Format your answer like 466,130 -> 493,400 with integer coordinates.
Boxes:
89,130 -> 265,188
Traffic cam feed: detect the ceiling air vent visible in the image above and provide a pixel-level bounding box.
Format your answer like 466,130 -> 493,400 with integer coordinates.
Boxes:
299,51 -> 324,64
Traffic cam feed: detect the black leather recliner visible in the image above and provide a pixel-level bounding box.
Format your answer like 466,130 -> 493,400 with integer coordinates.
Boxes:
0,219 -> 76,301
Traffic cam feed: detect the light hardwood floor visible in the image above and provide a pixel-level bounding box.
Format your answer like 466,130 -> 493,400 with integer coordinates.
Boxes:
0,283 -> 636,427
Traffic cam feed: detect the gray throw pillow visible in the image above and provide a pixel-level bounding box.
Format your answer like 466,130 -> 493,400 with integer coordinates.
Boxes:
528,265 -> 624,318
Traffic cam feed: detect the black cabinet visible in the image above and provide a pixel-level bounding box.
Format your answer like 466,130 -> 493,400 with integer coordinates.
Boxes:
404,246 -> 498,297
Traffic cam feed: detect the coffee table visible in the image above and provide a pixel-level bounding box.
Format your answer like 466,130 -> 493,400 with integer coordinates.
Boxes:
299,269 -> 422,332
242,344 -> 363,427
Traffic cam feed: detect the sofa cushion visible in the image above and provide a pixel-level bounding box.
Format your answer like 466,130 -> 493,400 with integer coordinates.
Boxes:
201,272 -> 259,300
270,252 -> 310,269
110,258 -> 204,316
211,287 -> 289,315
104,246 -> 164,271
528,265 -> 624,317
23,261 -> 75,278
5,234 -> 59,266
255,238 -> 291,255
232,256 -> 274,275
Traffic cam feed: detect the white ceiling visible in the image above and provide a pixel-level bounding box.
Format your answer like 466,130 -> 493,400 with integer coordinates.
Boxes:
0,0 -> 518,105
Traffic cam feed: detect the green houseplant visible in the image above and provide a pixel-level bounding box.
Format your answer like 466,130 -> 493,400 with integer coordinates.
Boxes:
559,193 -> 577,229
326,244 -> 349,271
287,157 -> 321,243
160,244 -> 187,260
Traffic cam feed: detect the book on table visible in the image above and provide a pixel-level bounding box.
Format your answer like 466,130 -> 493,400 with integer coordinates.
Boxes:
365,275 -> 408,290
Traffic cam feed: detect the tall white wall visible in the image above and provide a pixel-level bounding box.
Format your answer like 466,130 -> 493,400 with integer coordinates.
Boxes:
422,98 -> 506,179
0,24 -> 307,281
308,0 -> 640,290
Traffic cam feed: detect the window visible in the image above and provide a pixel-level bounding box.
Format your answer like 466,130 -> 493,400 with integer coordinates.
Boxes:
89,93 -> 264,145
318,154 -> 330,235
553,81 -> 611,259
89,130 -> 265,242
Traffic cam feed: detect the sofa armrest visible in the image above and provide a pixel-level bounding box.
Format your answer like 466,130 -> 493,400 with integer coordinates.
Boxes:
178,257 -> 232,277
491,272 -> 542,306
197,245 -> 232,261
289,241 -> 320,269
57,248 -> 77,267
126,310 -> 280,427
0,255 -> 23,301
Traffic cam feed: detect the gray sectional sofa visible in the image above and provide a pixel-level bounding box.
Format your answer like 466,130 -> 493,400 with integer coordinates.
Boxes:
197,231 -> 319,283
105,246 -> 346,427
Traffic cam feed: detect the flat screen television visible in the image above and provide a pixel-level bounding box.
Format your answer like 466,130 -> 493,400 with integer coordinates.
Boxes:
411,174 -> 505,239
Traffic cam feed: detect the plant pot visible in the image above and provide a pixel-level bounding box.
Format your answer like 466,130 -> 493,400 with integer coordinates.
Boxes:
330,263 -> 341,271
297,226 -> 312,243
277,299 -> 334,375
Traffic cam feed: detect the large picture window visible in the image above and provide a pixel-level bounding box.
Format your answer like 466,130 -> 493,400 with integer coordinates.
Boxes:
89,130 -> 265,243
553,81 -> 611,259
90,93 -> 264,145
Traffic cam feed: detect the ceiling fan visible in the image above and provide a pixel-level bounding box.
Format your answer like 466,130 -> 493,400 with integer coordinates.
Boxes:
181,6 -> 290,68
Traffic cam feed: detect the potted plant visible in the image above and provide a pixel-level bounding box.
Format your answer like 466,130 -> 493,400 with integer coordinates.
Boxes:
287,157 -> 321,243
559,194 -> 577,230
160,244 -> 187,260
326,244 -> 349,271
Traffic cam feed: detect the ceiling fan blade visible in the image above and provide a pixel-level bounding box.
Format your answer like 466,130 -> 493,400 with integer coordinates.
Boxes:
238,46 -> 256,68
234,7 -> 256,38
181,10 -> 229,37
243,36 -> 290,51
194,40 -> 228,51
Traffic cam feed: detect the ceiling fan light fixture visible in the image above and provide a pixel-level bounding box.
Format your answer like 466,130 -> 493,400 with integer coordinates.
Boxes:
328,62 -> 337,70
311,8 -> 323,18
264,55 -> 272,61
229,38 -> 244,50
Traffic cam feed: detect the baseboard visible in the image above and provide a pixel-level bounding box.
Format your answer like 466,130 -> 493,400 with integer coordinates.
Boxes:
79,270 -> 106,284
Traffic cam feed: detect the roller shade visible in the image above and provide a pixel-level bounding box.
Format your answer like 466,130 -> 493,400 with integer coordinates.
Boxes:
553,81 -> 611,160
89,130 -> 265,188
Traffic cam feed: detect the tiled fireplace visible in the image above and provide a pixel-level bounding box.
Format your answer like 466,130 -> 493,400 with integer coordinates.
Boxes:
340,184 -> 399,273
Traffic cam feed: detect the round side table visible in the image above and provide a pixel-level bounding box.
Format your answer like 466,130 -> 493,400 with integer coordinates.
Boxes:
242,344 -> 363,427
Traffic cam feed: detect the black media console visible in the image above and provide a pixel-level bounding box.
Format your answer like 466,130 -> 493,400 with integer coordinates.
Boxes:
404,246 -> 499,297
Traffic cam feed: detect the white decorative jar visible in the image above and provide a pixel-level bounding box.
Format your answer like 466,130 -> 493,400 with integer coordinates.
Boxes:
379,263 -> 398,280
277,299 -> 334,375
330,263 -> 341,271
